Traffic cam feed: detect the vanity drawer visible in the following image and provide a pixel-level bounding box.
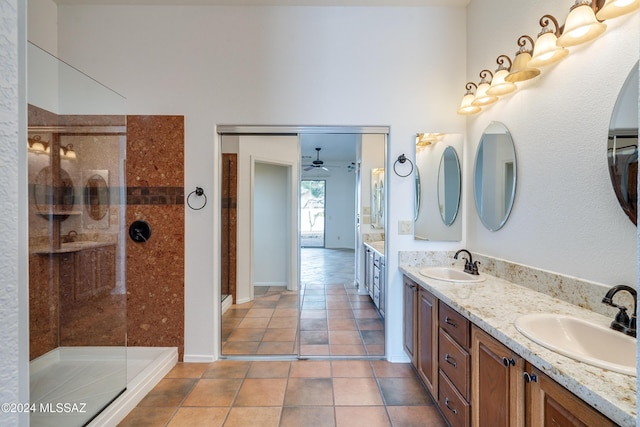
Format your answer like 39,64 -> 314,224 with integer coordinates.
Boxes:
439,328 -> 470,401
439,302 -> 469,348
439,370 -> 470,427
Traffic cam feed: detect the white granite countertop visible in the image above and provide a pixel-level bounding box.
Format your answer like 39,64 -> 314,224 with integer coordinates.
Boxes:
364,241 -> 384,256
400,265 -> 636,427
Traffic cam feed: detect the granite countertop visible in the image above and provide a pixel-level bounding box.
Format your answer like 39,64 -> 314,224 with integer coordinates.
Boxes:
364,241 -> 384,256
400,265 -> 636,427
32,241 -> 116,254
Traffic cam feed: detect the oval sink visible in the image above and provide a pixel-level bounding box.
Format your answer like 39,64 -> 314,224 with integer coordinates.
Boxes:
514,313 -> 636,376
419,266 -> 486,283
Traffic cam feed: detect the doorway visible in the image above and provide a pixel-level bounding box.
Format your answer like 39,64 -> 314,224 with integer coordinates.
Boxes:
218,126 -> 387,358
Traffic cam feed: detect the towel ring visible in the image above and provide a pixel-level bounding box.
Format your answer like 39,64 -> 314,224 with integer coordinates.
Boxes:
187,187 -> 207,210
393,154 -> 414,177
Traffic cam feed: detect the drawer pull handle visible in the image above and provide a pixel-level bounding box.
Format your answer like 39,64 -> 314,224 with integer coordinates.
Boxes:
444,397 -> 458,414
444,316 -> 457,327
523,372 -> 538,383
444,353 -> 457,368
502,357 -> 516,367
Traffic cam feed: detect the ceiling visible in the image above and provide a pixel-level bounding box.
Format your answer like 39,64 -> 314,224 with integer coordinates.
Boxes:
300,134 -> 358,169
54,0 -> 469,6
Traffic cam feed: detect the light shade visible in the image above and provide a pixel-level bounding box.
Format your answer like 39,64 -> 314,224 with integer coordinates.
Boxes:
505,36 -> 541,83
486,55 -> 517,96
529,15 -> 569,67
457,83 -> 481,115
596,0 -> 640,20
557,1 -> 607,47
471,70 -> 499,106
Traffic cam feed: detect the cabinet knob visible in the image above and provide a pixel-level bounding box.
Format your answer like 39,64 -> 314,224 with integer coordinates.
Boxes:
444,353 -> 457,368
444,397 -> 458,414
502,357 -> 516,367
523,372 -> 538,383
444,316 -> 457,328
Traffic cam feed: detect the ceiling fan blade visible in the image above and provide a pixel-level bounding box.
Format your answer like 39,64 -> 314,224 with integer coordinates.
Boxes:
304,165 -> 314,171
321,167 -> 329,171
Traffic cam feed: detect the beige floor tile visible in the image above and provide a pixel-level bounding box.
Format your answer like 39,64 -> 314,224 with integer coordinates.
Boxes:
330,344 -> 366,355
268,317 -> 298,329
226,328 -> 266,342
237,317 -> 271,328
280,407 -> 335,427
371,361 -> 416,378
262,328 -> 297,342
221,341 -> 260,354
299,344 -> 330,355
246,361 -> 291,378
137,378 -> 198,407
118,406 -> 176,427
223,407 -> 281,427
284,378 -> 334,406
256,341 -> 295,354
333,378 -> 384,406
328,318 -> 358,331
331,361 -> 373,378
329,330 -> 362,345
289,360 -> 332,378
366,344 -> 385,355
234,378 -> 287,406
335,406 -> 391,427
202,361 -> 250,379
245,308 -> 275,318
327,309 -> 354,319
326,301 -> 352,310
353,309 -> 380,319
164,363 -> 210,379
272,308 -> 298,317
386,406 -> 448,427
166,407 -> 228,427
300,309 -> 327,319
181,379 -> 242,407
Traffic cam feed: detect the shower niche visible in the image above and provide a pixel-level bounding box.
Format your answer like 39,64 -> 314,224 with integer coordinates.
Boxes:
27,43 -> 127,426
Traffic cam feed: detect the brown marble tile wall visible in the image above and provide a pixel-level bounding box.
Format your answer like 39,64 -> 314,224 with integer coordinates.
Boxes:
126,115 -> 185,360
221,153 -> 237,302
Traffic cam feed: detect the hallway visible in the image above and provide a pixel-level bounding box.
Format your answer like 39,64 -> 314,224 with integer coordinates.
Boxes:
221,248 -> 384,357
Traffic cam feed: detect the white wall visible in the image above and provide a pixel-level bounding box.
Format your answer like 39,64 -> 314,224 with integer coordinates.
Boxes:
466,0 -> 639,287
27,0 -> 57,56
48,5 -> 467,362
0,0 -> 29,425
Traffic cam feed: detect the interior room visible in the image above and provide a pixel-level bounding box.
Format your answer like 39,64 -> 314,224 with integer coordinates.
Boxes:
1,0 -> 638,425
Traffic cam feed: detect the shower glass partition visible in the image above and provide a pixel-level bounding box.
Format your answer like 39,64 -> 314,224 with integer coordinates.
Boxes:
27,43 -> 127,426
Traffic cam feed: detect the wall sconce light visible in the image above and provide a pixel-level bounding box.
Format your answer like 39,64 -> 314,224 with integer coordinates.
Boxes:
557,0 -> 607,47
505,36 -> 541,82
596,0 -> 640,20
28,135 -> 48,153
487,55 -> 518,96
472,70 -> 499,106
61,144 -> 77,160
529,15 -> 569,67
457,82 -> 481,115
416,133 -> 443,149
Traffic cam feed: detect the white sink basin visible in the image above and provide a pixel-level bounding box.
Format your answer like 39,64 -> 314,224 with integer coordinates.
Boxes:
419,266 -> 486,283
514,313 -> 637,376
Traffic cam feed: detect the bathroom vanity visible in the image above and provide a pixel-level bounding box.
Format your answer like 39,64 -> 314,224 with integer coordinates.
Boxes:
400,266 -> 635,427
363,241 -> 385,318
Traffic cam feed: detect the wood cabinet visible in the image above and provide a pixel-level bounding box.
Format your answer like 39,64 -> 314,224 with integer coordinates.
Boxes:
472,324 -> 525,427
526,363 -> 617,427
58,244 -> 116,303
417,288 -> 438,397
403,276 -> 418,366
364,245 -> 385,318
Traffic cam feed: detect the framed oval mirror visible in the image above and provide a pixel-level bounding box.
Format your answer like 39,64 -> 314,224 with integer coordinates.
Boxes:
607,61 -> 638,225
84,172 -> 110,221
33,166 -> 75,219
474,122 -> 517,231
437,146 -> 461,226
414,167 -> 421,221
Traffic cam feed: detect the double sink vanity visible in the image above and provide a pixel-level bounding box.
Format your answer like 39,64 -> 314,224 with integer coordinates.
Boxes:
400,254 -> 635,426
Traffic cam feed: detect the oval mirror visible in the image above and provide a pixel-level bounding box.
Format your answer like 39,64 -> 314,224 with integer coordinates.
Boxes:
33,166 -> 75,219
437,146 -> 461,226
607,61 -> 638,225
474,122 -> 517,231
414,167 -> 421,221
84,173 -> 109,221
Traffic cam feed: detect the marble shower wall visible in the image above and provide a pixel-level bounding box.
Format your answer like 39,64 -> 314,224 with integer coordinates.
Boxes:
126,115 -> 185,360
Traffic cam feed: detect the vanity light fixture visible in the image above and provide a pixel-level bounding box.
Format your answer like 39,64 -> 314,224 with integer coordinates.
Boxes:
596,0 -> 640,20
27,135 -> 48,153
557,0 -> 607,47
505,36 -> 541,82
471,70 -> 499,106
61,144 -> 77,160
416,133 -> 442,149
486,55 -> 518,96
457,82 -> 481,115
529,15 -> 569,67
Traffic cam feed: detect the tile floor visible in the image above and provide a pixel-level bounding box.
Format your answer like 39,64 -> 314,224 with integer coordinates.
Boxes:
118,359 -> 448,427
221,248 -> 384,357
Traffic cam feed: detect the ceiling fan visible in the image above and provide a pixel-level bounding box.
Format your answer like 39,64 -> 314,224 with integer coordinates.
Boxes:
304,147 -> 329,171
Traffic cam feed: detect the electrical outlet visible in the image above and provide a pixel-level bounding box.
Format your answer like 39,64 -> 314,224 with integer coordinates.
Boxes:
398,220 -> 413,235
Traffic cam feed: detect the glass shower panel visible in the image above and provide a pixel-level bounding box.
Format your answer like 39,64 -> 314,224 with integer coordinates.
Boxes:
27,42 -> 127,426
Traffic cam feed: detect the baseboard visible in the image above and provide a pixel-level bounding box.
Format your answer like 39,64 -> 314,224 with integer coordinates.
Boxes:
221,294 -> 232,315
183,354 -> 217,363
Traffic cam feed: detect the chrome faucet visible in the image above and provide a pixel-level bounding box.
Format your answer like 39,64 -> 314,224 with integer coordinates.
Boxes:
454,249 -> 480,275
602,285 -> 637,338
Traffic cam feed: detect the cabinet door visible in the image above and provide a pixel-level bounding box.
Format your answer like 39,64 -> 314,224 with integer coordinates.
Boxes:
471,325 -> 524,427
417,288 -> 438,397
96,245 -> 116,295
403,276 -> 418,366
75,249 -> 97,301
526,363 -> 616,427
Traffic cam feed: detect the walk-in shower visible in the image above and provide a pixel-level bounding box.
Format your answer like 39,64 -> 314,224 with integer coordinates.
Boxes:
27,42 -> 128,426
